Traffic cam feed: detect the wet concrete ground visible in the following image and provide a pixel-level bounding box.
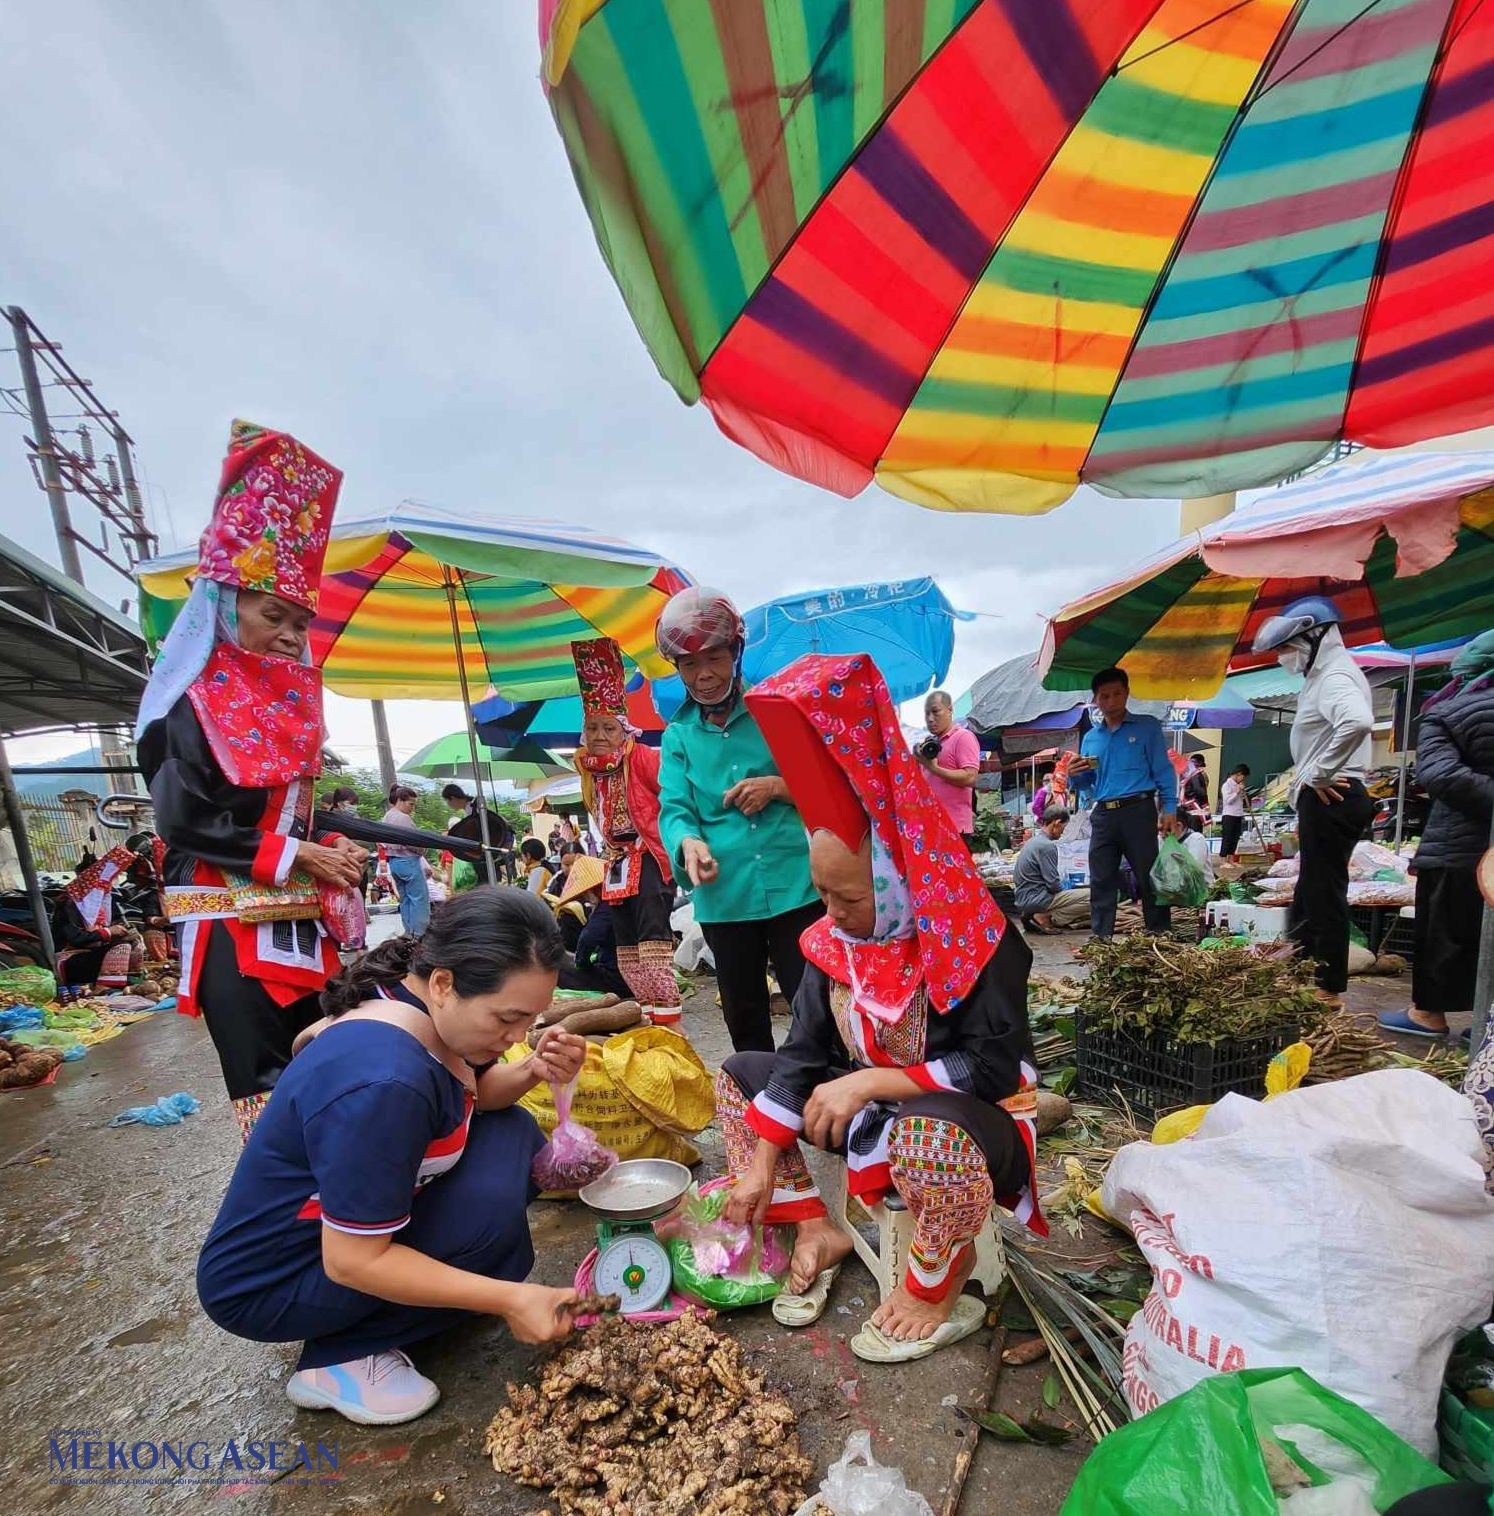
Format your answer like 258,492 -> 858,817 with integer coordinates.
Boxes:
0,930 -> 1431,1514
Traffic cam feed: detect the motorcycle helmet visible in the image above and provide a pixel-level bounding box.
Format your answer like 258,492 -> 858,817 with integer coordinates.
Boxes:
1251,595 -> 1343,655
655,586 -> 746,663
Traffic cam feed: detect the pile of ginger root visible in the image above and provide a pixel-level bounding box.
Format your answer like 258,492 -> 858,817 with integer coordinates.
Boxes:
0,1036 -> 63,1089
484,1311 -> 813,1516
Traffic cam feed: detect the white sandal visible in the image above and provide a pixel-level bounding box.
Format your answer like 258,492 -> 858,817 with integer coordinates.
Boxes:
850,1293 -> 986,1364
772,1265 -> 841,1327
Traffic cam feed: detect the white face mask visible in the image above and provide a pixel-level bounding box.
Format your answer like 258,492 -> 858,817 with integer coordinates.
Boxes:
1279,646 -> 1309,676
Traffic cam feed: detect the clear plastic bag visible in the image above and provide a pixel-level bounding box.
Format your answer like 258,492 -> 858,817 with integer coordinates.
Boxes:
531,1073 -> 618,1192
655,1180 -> 790,1310
794,1431 -> 934,1516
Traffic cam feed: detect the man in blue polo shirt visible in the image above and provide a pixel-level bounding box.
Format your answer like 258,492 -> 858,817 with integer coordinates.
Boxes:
1068,666 -> 1178,939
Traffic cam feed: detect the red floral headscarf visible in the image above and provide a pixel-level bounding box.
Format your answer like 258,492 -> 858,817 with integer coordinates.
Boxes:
746,654 -> 1005,1017
64,845 -> 138,931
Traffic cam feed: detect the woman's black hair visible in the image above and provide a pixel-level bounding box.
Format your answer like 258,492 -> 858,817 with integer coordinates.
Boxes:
328,785 -> 359,807
320,886 -> 563,1017
387,783 -> 418,805
1231,763 -> 1251,777
440,783 -> 469,803
520,838 -> 547,863
558,841 -> 584,858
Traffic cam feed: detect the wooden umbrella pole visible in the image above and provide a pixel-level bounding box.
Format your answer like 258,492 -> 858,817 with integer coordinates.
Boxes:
443,569 -> 498,887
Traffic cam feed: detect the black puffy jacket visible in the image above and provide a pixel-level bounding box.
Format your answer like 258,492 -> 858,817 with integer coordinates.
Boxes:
1413,680 -> 1494,871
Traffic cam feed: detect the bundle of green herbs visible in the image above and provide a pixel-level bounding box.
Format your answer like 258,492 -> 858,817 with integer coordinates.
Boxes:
1077,936 -> 1318,1045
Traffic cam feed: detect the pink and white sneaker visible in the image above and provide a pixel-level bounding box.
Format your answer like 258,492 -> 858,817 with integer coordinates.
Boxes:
286,1349 -> 440,1425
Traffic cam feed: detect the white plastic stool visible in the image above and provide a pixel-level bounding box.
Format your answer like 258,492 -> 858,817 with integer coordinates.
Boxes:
820,1159 -> 1006,1303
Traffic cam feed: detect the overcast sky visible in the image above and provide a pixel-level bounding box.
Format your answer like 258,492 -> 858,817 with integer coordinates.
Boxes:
3,0 -> 1187,771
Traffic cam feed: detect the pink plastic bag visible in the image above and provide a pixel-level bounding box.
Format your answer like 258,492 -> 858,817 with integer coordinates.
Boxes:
318,882 -> 367,950
532,1074 -> 617,1192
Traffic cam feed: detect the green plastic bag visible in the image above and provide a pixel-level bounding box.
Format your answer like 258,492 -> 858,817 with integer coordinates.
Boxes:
1061,1370 -> 1450,1516
1150,835 -> 1209,908
0,966 -> 56,1007
657,1181 -> 790,1311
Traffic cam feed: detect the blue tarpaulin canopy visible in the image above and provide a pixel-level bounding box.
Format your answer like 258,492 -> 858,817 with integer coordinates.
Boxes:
654,577 -> 968,716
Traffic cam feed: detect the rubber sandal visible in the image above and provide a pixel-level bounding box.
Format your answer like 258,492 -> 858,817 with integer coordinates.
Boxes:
850,1293 -> 986,1364
1377,1010 -> 1448,1039
772,1264 -> 841,1327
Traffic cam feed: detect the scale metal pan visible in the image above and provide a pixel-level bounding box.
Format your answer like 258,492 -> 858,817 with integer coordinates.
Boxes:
579,1159 -> 692,1223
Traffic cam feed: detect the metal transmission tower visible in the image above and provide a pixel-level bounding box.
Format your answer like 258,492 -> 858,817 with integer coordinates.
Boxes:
2,307 -> 161,795
3,306 -> 159,605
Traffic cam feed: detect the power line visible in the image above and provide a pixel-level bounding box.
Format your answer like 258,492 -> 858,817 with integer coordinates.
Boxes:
2,306 -> 159,606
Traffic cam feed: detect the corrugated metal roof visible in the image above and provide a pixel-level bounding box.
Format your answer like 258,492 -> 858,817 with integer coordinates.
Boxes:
0,533 -> 150,737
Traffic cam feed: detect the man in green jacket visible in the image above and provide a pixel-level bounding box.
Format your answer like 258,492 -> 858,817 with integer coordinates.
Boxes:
656,588 -> 821,1052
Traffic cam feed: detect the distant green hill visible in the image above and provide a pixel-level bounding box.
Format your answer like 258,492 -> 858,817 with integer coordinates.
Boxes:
13,747 -> 106,801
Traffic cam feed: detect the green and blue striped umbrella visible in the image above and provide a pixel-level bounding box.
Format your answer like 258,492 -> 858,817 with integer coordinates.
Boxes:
541,0 -> 1494,514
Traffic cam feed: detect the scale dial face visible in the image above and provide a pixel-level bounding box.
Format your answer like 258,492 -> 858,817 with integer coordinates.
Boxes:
594,1233 -> 672,1314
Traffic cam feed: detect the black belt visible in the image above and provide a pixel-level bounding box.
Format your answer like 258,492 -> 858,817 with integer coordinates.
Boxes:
1097,792 -> 1154,812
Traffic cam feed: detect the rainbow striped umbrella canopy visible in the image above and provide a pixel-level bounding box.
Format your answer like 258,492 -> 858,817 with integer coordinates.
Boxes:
542,0 -> 1494,515
1040,451 -> 1494,697
135,503 -> 690,702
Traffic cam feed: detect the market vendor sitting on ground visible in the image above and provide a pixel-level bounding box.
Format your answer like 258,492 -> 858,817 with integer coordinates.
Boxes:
656,586 -> 821,1054
1013,807 -> 1089,933
51,846 -> 148,988
719,653 -> 1042,1360
918,689 -> 982,851
1068,666 -> 1177,940
552,853 -> 633,1001
196,888 -> 586,1426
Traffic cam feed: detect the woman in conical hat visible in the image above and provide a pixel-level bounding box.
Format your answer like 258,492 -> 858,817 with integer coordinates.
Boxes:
136,420 -> 367,1141
570,637 -> 682,1029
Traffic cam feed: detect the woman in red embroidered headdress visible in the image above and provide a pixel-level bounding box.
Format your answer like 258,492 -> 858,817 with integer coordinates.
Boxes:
52,845 -> 146,989
720,653 -> 1043,1361
570,638 -> 682,1029
136,421 -> 368,1141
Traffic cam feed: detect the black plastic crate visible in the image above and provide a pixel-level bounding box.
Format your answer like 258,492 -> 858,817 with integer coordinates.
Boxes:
1349,905 -> 1417,964
1075,1011 -> 1299,1120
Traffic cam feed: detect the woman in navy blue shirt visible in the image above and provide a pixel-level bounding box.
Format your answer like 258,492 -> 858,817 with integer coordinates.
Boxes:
197,887 -> 588,1425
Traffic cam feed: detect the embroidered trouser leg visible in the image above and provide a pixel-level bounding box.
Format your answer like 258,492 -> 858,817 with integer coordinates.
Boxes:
716,1056 -> 825,1222
610,857 -> 682,1020
886,1094 -> 1027,1301
232,1093 -> 271,1144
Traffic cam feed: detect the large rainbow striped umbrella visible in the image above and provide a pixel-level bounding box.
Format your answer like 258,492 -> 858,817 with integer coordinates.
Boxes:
542,0 -> 1494,515
135,504 -> 691,702
1039,451 -> 1494,697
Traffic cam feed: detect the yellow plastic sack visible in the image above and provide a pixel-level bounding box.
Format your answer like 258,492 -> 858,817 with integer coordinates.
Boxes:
508,1026 -> 713,1175
1152,1105 -> 1212,1145
1265,1041 -> 1311,1097
601,1026 -> 716,1137
1150,1044 -> 1313,1148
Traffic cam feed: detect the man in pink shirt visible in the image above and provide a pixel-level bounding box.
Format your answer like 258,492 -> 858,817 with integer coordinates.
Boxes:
918,690 -> 983,851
